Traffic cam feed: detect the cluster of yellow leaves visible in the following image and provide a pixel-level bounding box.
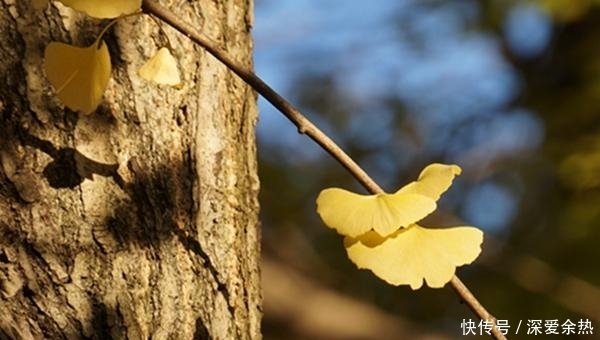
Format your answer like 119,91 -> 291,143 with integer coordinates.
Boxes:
316,164 -> 483,290
37,0 -> 181,114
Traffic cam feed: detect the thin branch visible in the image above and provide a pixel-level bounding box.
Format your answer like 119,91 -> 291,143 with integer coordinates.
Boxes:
141,1 -> 507,339
450,276 -> 507,339
141,0 -> 379,193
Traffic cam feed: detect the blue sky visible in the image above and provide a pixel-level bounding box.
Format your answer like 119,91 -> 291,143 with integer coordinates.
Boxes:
253,0 -> 551,233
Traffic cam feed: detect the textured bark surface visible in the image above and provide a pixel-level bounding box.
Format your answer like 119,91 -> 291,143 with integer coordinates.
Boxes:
0,0 -> 260,339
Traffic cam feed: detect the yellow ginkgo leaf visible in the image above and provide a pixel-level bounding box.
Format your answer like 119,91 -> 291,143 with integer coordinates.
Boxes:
344,224 -> 483,289
58,0 -> 141,18
32,0 -> 48,10
398,163 -> 462,201
44,40 -> 111,114
316,188 -> 436,238
138,47 -> 181,86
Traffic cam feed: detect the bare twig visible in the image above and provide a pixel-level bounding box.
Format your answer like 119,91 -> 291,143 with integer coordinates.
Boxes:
141,1 -> 507,339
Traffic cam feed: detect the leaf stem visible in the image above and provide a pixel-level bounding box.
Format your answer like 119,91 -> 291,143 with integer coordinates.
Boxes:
95,12 -> 144,46
141,1 -> 507,339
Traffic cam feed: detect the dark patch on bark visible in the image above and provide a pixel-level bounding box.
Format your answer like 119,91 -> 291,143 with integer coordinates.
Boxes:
193,316 -> 213,340
89,301 -> 114,340
18,131 -> 120,189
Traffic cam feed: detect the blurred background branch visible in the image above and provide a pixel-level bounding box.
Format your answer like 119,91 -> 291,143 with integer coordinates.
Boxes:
263,257 -> 459,340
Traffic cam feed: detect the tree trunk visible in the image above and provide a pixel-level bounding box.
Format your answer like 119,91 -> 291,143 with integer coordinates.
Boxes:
0,1 -> 260,339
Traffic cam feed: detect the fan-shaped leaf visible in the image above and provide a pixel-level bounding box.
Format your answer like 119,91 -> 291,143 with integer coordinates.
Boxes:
44,40 -> 111,114
398,163 -> 462,201
316,188 -> 436,237
59,0 -> 141,19
344,225 -> 483,289
138,47 -> 181,86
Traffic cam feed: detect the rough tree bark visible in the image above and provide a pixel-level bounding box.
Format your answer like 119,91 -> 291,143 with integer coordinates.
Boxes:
0,0 -> 261,339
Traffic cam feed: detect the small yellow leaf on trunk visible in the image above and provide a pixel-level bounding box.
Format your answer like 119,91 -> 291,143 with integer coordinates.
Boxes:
138,47 -> 181,86
44,40 -> 111,114
59,0 -> 141,18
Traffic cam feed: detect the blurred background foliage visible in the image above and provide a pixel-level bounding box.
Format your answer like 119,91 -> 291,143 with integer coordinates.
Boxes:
253,0 -> 600,339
